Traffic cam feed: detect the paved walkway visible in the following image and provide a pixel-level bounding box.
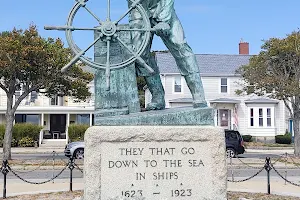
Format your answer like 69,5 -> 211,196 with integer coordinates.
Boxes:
0,147 -> 65,154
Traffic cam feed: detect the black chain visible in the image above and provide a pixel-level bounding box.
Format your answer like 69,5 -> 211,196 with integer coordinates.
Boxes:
270,163 -> 300,187
74,162 -> 84,174
8,164 -> 68,185
9,151 -> 59,174
10,156 -> 52,174
270,154 -> 285,165
227,166 -> 265,183
235,156 -> 262,169
288,155 -> 300,169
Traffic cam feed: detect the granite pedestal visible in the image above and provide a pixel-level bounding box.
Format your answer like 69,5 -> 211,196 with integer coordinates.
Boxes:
84,107 -> 227,200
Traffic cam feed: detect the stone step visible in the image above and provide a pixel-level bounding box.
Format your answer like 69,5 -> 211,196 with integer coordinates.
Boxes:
40,140 -> 67,148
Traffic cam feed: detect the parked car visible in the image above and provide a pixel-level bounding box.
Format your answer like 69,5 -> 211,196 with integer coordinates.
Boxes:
64,141 -> 85,159
225,130 -> 245,158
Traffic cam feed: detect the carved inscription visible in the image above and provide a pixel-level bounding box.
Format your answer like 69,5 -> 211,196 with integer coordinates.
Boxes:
100,142 -> 211,200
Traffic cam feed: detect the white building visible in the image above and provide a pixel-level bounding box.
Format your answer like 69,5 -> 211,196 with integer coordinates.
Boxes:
0,82 -> 95,147
0,42 -> 291,145
145,43 -> 291,142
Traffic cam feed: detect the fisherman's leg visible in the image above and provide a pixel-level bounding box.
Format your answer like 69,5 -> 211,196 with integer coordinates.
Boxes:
135,34 -> 166,110
161,13 -> 207,108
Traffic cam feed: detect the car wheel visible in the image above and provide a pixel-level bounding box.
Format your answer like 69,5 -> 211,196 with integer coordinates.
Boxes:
226,148 -> 236,158
73,148 -> 84,159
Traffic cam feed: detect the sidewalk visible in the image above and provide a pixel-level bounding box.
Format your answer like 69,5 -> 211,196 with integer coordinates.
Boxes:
0,177 -> 300,198
228,177 -> 300,198
0,147 -> 65,154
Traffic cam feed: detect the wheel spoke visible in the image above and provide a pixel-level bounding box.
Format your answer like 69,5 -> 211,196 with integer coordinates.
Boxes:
116,36 -> 154,73
45,25 -> 100,31
107,0 -> 111,21
83,6 -> 103,25
106,39 -> 111,91
116,27 -> 153,32
61,35 -> 102,72
114,0 -> 143,25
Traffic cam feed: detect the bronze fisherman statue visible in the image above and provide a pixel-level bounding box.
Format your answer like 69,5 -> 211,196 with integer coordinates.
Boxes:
128,0 -> 207,110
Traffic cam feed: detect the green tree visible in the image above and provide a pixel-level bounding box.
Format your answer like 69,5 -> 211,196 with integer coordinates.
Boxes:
0,25 -> 93,160
237,30 -> 300,156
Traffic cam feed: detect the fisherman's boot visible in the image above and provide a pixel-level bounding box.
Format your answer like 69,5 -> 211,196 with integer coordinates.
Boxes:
144,74 -> 166,110
184,72 -> 207,108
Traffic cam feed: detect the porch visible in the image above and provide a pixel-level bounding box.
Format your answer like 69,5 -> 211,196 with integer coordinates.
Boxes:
0,106 -> 94,147
209,98 -> 240,130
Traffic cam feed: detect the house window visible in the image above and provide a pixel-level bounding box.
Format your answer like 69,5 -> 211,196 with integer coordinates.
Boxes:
221,78 -> 228,93
249,107 -> 274,128
14,91 -> 21,102
50,96 -> 58,105
267,108 -> 271,127
259,108 -> 263,126
30,91 -> 38,103
174,75 -> 182,93
15,114 -> 40,125
250,108 -> 254,127
77,114 -> 90,125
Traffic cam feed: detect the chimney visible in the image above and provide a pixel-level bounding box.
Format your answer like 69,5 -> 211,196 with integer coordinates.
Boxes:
239,39 -> 249,55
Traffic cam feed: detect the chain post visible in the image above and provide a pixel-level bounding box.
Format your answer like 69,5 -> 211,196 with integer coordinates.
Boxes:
264,157 -> 272,194
2,160 -> 9,199
52,151 -> 55,183
230,155 -> 234,181
68,156 -> 75,192
284,152 -> 288,185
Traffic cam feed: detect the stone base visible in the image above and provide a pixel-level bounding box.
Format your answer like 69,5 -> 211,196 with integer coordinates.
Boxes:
95,106 -> 214,126
84,126 -> 227,200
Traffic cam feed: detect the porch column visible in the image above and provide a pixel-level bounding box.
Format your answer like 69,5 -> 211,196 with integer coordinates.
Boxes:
214,109 -> 218,127
66,113 -> 70,144
90,113 -> 93,127
39,113 -> 44,146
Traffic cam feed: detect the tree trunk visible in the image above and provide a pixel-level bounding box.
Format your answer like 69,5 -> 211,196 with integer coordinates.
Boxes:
294,116 -> 300,156
3,95 -> 14,160
3,112 -> 14,160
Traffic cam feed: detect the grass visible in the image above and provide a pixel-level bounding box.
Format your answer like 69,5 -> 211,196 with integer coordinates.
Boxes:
0,191 -> 299,200
244,142 -> 293,148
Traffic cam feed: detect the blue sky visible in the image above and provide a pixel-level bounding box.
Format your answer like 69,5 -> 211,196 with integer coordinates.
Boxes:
1,0 -> 299,55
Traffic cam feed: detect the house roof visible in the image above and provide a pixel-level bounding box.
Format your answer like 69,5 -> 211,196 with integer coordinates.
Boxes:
169,98 -> 193,103
244,98 -> 279,104
209,98 -> 241,104
156,52 -> 252,76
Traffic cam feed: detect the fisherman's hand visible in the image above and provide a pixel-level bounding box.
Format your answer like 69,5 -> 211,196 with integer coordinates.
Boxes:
153,22 -> 170,36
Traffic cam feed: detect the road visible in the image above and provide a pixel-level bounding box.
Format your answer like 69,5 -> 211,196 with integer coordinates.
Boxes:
10,152 -> 66,160
8,151 -> 287,160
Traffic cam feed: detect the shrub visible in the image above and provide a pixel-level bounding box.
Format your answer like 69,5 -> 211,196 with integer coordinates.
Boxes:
18,136 -> 35,147
0,124 -> 5,141
242,135 -> 252,142
275,133 -> 292,144
11,138 -> 18,147
13,123 -> 42,141
68,124 -> 89,142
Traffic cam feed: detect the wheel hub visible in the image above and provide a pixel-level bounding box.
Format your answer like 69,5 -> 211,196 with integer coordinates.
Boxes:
101,21 -> 117,37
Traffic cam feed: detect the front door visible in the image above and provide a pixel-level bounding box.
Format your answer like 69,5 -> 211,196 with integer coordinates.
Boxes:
50,114 -> 66,138
219,109 -> 231,129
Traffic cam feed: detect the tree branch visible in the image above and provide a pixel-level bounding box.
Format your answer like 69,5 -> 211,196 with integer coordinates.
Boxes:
0,82 -> 8,94
12,86 -> 38,113
283,98 -> 293,118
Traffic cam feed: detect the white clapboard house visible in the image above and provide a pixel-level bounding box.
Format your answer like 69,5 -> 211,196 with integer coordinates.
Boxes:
145,42 -> 291,142
0,82 -> 95,147
0,42 -> 291,146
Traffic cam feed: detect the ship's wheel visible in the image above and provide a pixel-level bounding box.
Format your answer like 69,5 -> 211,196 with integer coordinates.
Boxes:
45,0 -> 154,90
